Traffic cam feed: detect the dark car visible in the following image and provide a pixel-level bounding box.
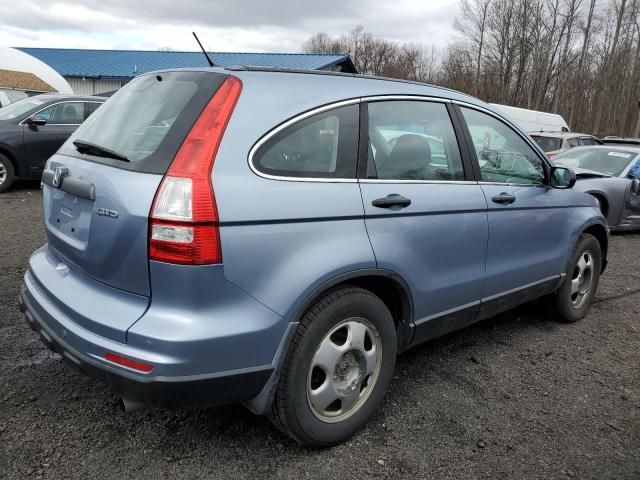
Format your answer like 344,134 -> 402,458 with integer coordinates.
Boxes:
0,94 -> 105,192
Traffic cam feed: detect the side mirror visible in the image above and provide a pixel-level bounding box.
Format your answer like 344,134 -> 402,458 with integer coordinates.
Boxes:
27,115 -> 47,126
632,178 -> 640,195
550,166 -> 576,189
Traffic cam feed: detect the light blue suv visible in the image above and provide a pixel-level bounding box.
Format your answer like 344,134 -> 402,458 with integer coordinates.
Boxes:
19,67 -> 608,447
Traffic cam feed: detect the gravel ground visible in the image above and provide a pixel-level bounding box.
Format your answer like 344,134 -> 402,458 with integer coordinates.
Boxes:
0,184 -> 639,480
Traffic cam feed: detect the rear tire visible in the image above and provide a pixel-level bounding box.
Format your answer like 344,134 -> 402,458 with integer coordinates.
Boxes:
553,234 -> 601,323
268,286 -> 397,447
0,154 -> 15,193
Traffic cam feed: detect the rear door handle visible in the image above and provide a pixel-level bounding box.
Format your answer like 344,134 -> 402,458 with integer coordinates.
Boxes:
491,192 -> 516,205
372,194 -> 412,209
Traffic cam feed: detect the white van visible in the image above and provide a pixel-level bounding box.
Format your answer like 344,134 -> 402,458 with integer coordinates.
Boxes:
490,103 -> 570,133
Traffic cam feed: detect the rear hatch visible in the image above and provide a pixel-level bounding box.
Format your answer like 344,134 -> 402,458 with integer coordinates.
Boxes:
41,70 -> 228,297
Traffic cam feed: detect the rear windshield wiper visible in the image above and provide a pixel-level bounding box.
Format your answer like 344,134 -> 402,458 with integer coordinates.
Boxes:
73,140 -> 129,162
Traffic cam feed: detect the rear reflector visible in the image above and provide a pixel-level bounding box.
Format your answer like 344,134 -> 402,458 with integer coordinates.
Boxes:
149,76 -> 242,265
104,352 -> 154,373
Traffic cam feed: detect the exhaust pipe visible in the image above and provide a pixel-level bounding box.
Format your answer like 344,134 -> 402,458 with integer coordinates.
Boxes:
118,397 -> 145,414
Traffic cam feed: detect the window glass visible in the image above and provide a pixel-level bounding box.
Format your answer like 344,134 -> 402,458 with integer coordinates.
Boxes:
567,138 -> 579,148
461,107 -> 545,185
37,102 -> 85,125
530,135 -> 561,153
579,137 -> 596,146
554,149 -> 637,176
84,102 -> 102,120
0,97 -> 45,120
367,101 -> 464,181
254,104 -> 358,178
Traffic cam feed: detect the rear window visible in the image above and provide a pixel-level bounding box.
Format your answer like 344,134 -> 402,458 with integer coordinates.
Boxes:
60,71 -> 227,174
530,135 -> 562,153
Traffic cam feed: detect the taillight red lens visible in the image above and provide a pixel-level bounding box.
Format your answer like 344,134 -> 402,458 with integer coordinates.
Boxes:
104,352 -> 154,373
149,76 -> 242,265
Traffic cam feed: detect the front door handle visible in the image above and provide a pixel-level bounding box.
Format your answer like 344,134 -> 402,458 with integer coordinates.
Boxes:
491,192 -> 516,205
372,194 -> 412,209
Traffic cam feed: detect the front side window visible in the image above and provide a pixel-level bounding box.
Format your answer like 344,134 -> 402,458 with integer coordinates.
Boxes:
367,101 -> 464,181
37,102 -> 85,125
254,104 -> 358,178
461,107 -> 545,185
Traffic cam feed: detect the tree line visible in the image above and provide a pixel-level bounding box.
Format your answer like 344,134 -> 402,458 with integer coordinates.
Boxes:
302,0 -> 640,137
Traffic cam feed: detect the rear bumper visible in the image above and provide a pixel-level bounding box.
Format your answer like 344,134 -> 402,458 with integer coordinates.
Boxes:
18,282 -> 273,409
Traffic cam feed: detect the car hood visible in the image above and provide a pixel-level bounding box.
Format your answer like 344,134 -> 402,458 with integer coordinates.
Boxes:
573,167 -> 611,179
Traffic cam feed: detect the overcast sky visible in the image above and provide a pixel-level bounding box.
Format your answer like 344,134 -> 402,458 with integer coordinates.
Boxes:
0,0 -> 459,52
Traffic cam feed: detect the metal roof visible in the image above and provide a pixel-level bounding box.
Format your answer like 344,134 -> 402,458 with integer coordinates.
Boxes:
16,48 -> 356,80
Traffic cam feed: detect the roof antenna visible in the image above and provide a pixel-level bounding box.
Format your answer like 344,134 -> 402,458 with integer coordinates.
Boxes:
192,32 -> 214,67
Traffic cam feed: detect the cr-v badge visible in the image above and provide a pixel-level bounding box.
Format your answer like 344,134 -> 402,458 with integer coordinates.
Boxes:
96,207 -> 119,219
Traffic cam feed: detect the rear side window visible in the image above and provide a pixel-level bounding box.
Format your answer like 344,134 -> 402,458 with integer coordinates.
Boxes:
60,71 -> 227,174
367,101 -> 464,181
531,135 -> 562,153
253,105 -> 359,178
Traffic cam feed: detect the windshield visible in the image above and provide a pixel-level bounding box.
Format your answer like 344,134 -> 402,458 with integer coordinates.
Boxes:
0,97 -> 46,120
530,135 -> 562,153
554,148 -> 636,176
62,71 -> 226,174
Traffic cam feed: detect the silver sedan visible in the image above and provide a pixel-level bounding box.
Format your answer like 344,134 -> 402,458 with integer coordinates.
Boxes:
553,146 -> 640,231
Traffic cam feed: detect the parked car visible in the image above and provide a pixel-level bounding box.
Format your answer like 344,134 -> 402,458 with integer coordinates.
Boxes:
601,136 -> 640,148
0,94 -> 105,192
530,131 -> 603,159
553,146 -> 640,231
18,67 -> 609,448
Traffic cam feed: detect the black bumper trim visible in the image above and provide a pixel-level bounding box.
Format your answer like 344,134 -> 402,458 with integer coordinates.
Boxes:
18,285 -> 273,410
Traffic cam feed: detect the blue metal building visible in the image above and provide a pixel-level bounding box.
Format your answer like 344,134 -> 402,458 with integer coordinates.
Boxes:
16,47 -> 356,95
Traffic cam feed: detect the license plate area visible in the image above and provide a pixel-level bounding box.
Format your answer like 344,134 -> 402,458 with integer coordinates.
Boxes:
48,188 -> 93,249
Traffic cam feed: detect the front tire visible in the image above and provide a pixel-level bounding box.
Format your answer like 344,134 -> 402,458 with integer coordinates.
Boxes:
268,286 -> 397,447
0,154 -> 15,193
553,233 -> 601,322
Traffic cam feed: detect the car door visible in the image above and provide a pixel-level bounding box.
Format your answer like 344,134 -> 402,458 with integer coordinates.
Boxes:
456,105 -> 571,317
23,101 -> 86,173
359,99 -> 489,343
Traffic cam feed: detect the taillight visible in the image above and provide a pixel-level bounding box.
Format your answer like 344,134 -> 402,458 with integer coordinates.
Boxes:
104,352 -> 154,373
149,76 -> 242,265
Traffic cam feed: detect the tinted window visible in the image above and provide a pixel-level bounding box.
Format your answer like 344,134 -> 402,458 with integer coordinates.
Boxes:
254,104 -> 358,178
367,101 -> 464,181
554,149 -> 637,176
37,102 -> 85,124
61,71 -> 226,174
84,102 -> 102,120
579,137 -> 597,146
461,107 -> 545,185
567,138 -> 579,148
530,135 -> 562,153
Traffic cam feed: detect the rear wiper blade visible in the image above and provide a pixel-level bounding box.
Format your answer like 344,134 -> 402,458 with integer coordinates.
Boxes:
73,140 -> 129,162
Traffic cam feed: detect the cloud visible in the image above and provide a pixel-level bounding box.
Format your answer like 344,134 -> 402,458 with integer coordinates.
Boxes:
0,0 -> 459,52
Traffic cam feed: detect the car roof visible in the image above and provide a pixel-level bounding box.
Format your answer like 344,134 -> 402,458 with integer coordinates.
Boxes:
529,132 -> 595,139
28,93 -> 106,102
560,145 -> 640,155
138,66 -> 498,114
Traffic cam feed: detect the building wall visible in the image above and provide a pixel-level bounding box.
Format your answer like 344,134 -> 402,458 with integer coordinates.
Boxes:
65,77 -> 127,96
